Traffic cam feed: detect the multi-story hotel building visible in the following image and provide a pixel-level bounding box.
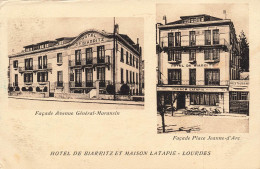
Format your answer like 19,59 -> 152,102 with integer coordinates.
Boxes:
8,28 -> 142,99
157,14 -> 249,114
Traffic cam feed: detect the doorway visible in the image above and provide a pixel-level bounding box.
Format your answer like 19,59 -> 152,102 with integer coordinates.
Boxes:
177,93 -> 186,109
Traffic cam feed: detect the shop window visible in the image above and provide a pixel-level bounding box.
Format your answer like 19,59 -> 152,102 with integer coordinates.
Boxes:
190,93 -> 219,106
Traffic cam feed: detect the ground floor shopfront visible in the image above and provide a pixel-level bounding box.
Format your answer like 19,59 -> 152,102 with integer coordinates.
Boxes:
157,85 -> 229,113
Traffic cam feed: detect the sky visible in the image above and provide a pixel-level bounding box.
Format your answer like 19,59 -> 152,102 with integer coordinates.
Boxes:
156,3 -> 249,39
8,17 -> 144,55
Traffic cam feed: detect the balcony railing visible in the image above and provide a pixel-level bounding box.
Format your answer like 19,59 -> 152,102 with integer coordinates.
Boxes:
69,58 -> 93,67
204,54 -> 220,63
93,56 -> 111,65
164,38 -> 229,48
158,80 -> 230,86
69,80 -> 113,88
18,63 -> 52,72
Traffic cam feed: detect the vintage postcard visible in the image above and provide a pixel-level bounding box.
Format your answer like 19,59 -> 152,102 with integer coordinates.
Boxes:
0,1 -> 260,169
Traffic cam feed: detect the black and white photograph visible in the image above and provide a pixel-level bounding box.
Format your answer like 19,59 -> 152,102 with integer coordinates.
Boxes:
7,17 -> 144,109
156,4 -> 249,133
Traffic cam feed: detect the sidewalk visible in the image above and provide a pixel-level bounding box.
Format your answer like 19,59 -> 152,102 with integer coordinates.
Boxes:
164,110 -> 248,118
8,96 -> 144,106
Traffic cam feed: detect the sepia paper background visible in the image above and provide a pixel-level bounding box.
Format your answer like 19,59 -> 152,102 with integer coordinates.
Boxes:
0,0 -> 260,168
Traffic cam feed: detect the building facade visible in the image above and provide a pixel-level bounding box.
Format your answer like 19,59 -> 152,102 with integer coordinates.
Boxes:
9,29 -> 142,99
157,14 -> 249,114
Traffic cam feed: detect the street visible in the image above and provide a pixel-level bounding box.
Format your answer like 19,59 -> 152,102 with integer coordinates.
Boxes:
8,98 -> 143,110
157,112 -> 249,133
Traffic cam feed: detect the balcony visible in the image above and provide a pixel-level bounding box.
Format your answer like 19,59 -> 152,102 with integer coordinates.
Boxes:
69,58 -> 93,67
93,55 -> 111,65
163,38 -> 229,50
158,80 -> 230,86
188,57 -> 196,64
168,59 -> 181,64
18,63 -> 52,73
204,55 -> 220,63
69,80 -> 112,88
37,63 -> 52,71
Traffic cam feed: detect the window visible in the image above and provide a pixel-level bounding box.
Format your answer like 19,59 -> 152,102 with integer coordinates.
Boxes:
204,49 -> 212,60
14,74 -> 18,86
189,50 -> 196,61
133,72 -> 135,83
130,71 -> 132,83
25,58 -> 33,70
121,48 -> 124,62
133,56 -> 135,67
38,56 -> 42,69
189,31 -> 196,46
136,58 -> 139,68
126,70 -> 129,83
37,72 -> 48,82
175,32 -> 181,47
205,30 -> 211,45
213,29 -> 219,44
212,49 -> 220,60
75,50 -> 81,65
86,68 -> 93,87
70,70 -> 74,81
130,54 -> 132,66
205,69 -> 220,85
205,49 -> 220,61
57,71 -> 63,87
126,51 -> 129,64
190,18 -> 196,23
168,50 -> 181,62
86,48 -> 93,64
75,69 -> 82,87
190,93 -> 219,106
121,68 -> 124,84
168,33 -> 174,47
97,67 -> 105,87
57,53 -> 62,64
136,73 -> 138,84
189,69 -> 196,85
24,73 -> 33,83
230,92 -> 249,101
168,69 -> 181,85
97,45 -> 105,63
43,55 -> 47,68
13,60 -> 18,68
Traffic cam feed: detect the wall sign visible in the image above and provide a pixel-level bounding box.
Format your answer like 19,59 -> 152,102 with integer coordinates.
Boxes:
157,86 -> 228,92
75,33 -> 105,47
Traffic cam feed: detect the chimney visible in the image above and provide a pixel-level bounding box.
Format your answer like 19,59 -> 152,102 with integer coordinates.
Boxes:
137,38 -> 139,44
114,24 -> 119,34
163,15 -> 167,25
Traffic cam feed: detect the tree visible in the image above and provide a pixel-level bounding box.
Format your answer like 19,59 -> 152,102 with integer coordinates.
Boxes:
239,31 -> 249,72
157,92 -> 180,133
157,92 -> 167,133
